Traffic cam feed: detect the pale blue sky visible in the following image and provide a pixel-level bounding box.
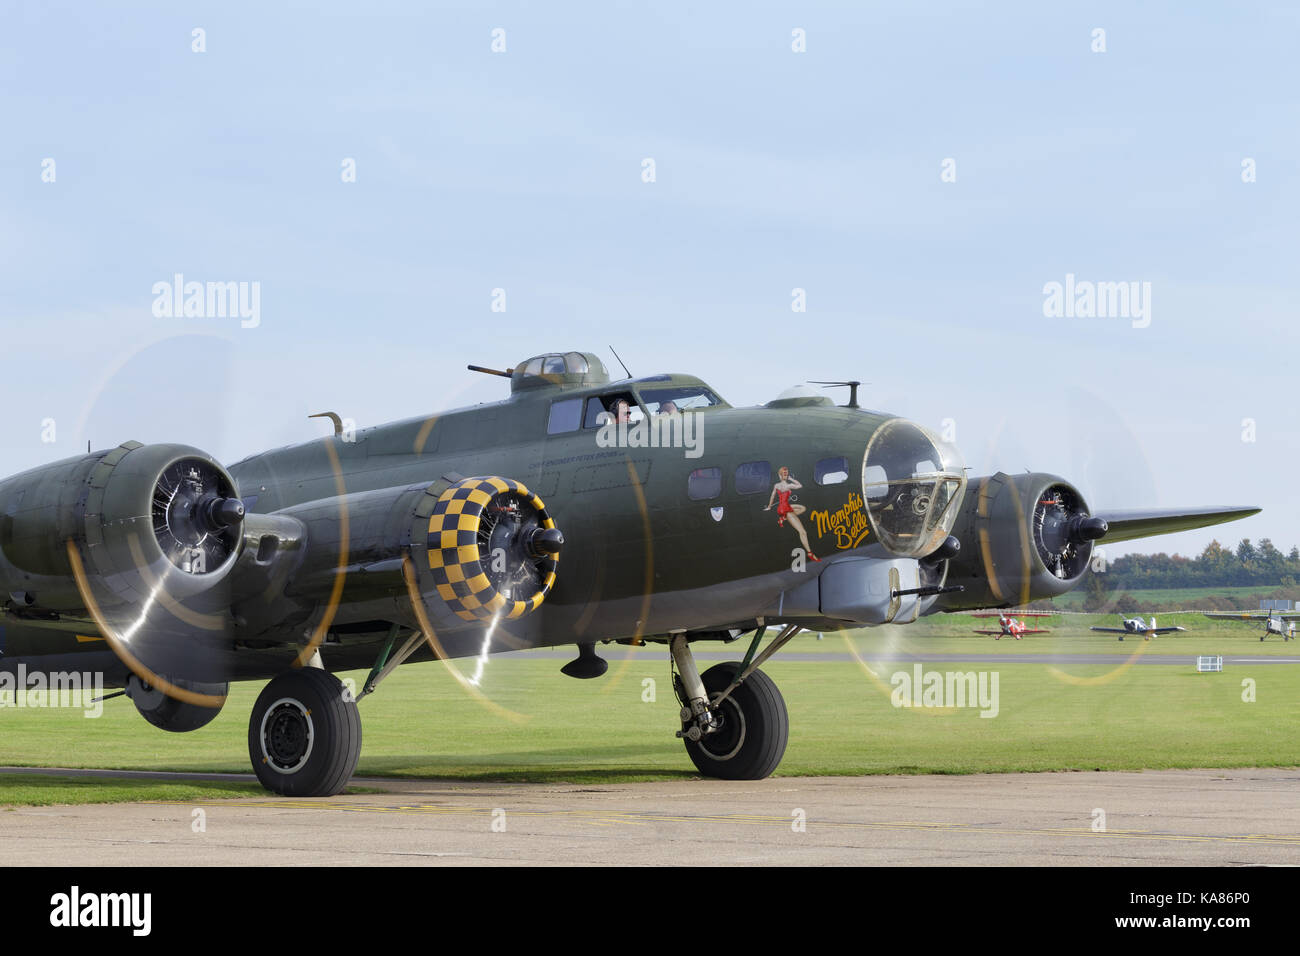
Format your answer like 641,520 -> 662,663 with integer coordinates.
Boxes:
1,1 -> 1296,558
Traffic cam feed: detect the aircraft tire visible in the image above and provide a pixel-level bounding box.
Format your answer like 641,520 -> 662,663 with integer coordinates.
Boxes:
684,663 -> 788,780
248,668 -> 362,797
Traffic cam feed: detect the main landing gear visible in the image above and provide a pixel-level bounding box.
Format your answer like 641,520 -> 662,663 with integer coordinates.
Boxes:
669,627 -> 799,780
248,668 -> 361,797
246,626 -> 433,796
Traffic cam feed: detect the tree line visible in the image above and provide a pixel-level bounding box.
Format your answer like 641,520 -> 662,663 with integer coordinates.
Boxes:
1101,539 -> 1299,589
1072,538 -> 1300,613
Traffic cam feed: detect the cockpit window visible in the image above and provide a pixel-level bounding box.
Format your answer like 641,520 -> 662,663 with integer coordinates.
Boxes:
583,392 -> 641,428
564,352 -> 589,374
543,355 -> 566,375
639,386 -> 721,414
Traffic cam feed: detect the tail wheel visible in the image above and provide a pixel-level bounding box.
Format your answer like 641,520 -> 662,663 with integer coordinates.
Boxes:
683,662 -> 788,781
248,669 -> 361,797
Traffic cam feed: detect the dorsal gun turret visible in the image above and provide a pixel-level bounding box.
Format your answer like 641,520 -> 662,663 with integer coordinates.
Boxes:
509,352 -> 610,393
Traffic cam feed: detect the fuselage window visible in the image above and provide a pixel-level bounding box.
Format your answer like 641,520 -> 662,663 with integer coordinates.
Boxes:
547,398 -> 583,434
816,456 -> 849,485
688,467 -> 722,501
735,460 -> 771,495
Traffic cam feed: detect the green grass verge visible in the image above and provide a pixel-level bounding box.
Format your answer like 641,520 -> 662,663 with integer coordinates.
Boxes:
0,773 -> 265,808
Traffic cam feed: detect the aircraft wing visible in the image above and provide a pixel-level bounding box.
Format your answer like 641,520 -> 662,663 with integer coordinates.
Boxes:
1091,506 -> 1261,544
1204,612 -> 1300,621
1089,627 -> 1131,634
1149,626 -> 1186,634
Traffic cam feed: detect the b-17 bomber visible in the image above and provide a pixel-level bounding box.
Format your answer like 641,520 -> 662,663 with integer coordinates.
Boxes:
0,351 -> 1261,795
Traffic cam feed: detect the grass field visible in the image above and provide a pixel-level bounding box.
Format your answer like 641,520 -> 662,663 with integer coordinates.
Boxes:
1,609 -> 1297,805
1050,584 -> 1293,611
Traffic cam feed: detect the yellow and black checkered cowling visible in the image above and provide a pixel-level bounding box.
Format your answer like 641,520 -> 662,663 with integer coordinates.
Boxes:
426,477 -> 559,623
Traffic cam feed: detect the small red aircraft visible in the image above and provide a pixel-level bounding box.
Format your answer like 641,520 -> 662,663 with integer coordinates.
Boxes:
971,611 -> 1054,640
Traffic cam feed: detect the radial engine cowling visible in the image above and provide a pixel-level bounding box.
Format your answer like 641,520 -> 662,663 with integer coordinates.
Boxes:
933,472 -> 1107,611
0,441 -> 245,615
419,476 -> 561,623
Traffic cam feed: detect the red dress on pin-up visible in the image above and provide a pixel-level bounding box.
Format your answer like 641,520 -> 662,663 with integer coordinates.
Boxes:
776,488 -> 792,525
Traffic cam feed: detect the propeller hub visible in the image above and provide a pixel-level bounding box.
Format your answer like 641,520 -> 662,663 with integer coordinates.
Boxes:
198,496 -> 246,533
1068,515 -> 1108,542
528,526 -> 564,558
152,457 -> 244,574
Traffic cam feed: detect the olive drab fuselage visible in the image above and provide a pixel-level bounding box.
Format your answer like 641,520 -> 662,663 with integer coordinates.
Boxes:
225,374 -> 935,655
0,353 -> 967,682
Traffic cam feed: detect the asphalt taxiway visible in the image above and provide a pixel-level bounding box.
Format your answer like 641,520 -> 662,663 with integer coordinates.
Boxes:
2,767 -> 1298,865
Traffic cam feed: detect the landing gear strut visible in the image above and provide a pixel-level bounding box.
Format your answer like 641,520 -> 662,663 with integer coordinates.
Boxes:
671,632 -> 790,780
248,668 -> 361,797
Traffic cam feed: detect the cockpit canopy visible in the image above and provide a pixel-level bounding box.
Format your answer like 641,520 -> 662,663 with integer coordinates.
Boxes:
861,419 -> 966,557
511,352 -> 610,393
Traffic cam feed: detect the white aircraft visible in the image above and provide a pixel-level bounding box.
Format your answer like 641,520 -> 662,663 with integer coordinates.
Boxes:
1203,610 -> 1300,641
1089,616 -> 1186,641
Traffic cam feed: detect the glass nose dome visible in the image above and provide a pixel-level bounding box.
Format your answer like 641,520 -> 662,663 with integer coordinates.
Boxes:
861,419 -> 966,557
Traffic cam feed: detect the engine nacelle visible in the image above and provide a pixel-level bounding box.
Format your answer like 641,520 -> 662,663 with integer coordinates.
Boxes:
0,441 -> 245,616
280,475 -> 562,631
127,674 -> 228,732
933,472 -> 1106,611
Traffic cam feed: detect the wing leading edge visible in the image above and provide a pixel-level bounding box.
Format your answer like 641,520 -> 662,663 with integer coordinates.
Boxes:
1204,612 -> 1300,621
1091,506 -> 1261,544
